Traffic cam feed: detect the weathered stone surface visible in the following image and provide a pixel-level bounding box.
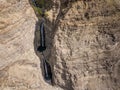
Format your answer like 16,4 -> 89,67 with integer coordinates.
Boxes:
0,0 -> 120,90
43,0 -> 120,90
0,0 -> 62,90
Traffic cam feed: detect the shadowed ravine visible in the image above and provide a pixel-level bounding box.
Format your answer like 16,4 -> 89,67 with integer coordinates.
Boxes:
31,0 -> 120,90
31,0 -> 72,85
31,0 -> 54,84
34,19 -> 53,84
0,0 -> 119,90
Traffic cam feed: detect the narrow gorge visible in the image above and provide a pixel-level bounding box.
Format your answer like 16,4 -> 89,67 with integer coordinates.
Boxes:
0,0 -> 120,90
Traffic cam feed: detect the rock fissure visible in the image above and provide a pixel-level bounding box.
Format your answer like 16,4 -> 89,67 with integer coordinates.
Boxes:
31,0 -> 53,84
37,21 -> 53,84
0,0 -> 120,90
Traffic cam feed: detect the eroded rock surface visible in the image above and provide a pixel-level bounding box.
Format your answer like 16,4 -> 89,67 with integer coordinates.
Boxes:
0,0 -> 62,90
0,0 -> 120,90
43,0 -> 120,90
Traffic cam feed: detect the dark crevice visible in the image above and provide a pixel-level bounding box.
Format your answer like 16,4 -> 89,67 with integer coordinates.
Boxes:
42,52 -> 52,82
33,20 -> 53,85
36,21 -> 52,83
31,0 -> 74,88
30,0 -> 53,85
31,0 -> 39,7
84,12 -> 90,20
37,21 -> 52,82
37,21 -> 46,52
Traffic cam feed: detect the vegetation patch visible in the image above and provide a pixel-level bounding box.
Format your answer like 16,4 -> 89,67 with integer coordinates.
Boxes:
31,0 -> 48,18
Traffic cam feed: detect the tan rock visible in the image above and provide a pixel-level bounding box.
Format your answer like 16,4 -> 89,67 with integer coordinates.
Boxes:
0,0 -> 62,90
44,0 -> 120,90
0,0 -> 120,90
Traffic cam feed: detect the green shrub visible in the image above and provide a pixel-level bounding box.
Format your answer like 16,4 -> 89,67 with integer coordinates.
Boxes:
33,6 -> 43,15
31,0 -> 47,17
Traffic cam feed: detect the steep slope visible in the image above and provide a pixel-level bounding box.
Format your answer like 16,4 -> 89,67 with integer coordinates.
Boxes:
0,0 -> 62,90
0,0 -> 120,90
42,0 -> 120,90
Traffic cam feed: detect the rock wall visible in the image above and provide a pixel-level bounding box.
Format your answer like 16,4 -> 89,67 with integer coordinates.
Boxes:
0,0 -> 62,90
0,0 -> 120,90
43,0 -> 120,90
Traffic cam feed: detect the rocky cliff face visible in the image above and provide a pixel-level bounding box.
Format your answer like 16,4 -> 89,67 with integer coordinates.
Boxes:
0,0 -> 120,90
43,0 -> 120,90
0,0 -> 62,90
